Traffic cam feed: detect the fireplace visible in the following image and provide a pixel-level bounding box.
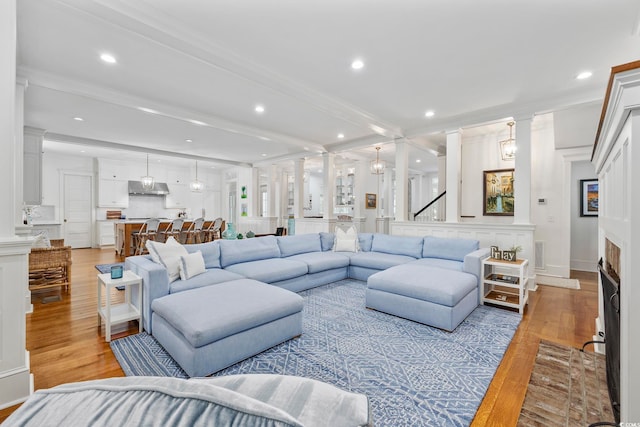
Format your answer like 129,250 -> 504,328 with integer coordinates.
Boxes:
598,257 -> 620,423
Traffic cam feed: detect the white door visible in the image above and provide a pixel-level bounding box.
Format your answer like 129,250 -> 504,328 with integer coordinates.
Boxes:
63,174 -> 92,248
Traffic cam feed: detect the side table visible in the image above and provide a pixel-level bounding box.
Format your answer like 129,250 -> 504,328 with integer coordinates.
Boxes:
97,270 -> 142,342
481,257 -> 529,315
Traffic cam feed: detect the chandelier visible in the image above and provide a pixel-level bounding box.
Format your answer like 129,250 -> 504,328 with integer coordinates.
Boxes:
370,146 -> 386,174
141,154 -> 154,190
500,121 -> 517,161
190,161 -> 203,192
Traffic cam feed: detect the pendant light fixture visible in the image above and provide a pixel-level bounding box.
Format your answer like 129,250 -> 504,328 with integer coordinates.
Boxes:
370,146 -> 386,174
500,121 -> 517,160
141,154 -> 154,190
190,161 -> 203,192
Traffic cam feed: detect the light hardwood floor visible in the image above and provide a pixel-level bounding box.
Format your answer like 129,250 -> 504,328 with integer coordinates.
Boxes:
0,248 -> 599,425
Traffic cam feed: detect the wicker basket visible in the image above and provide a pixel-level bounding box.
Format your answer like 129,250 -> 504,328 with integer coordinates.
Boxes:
29,241 -> 72,292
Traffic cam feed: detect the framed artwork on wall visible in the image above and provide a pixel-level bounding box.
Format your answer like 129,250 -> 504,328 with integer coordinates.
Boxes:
483,168 -> 515,216
580,179 -> 598,217
365,193 -> 377,209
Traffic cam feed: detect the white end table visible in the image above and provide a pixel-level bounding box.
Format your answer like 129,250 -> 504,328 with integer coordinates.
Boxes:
97,270 -> 142,342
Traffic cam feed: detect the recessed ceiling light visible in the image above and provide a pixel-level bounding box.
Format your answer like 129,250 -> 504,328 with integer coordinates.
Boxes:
261,153 -> 267,157
185,139 -> 193,143
80,150 -> 86,153
100,53 -> 116,64
138,107 -> 159,114
337,133 -> 345,139
425,110 -> 435,118
303,147 -> 309,151
255,105 -> 265,114
189,119 -> 206,126
351,59 -> 364,70
416,159 -> 421,163
73,117 -> 84,121
576,71 -> 593,80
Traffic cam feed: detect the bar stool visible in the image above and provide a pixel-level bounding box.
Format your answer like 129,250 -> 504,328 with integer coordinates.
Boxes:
133,218 -> 161,255
203,217 -> 223,242
183,217 -> 205,244
159,218 -> 184,243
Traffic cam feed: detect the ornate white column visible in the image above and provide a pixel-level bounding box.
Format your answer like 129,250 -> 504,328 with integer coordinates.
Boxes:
0,0 -> 34,409
322,153 -> 335,219
293,159 -> 305,219
394,139 -> 409,221
445,129 -> 462,222
437,154 -> 447,221
513,116 -> 533,224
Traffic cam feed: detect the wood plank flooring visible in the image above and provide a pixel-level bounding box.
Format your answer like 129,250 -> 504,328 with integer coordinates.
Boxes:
0,249 -> 599,425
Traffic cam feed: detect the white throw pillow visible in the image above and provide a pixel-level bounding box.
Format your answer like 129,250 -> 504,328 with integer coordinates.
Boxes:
179,251 -> 206,280
146,236 -> 188,283
333,226 -> 359,252
32,230 -> 51,248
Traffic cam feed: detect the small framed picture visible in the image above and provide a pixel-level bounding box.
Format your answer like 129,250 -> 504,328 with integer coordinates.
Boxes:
580,179 -> 598,217
365,193 -> 377,209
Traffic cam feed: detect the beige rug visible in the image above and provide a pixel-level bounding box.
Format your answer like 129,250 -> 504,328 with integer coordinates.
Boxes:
536,276 -> 581,289
517,340 -> 614,426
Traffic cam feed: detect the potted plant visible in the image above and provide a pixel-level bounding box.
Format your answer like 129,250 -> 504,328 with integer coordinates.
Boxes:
241,186 -> 247,199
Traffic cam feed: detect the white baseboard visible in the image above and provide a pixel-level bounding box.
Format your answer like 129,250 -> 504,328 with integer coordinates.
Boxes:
570,259 -> 597,272
536,274 -> 580,289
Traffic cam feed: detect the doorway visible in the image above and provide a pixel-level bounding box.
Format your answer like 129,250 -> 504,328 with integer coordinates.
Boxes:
62,173 -> 92,248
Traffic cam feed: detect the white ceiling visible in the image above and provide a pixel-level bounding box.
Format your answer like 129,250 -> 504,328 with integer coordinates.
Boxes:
16,0 -> 640,173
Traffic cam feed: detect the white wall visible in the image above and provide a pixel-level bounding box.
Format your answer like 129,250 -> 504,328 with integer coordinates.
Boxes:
460,127 -> 520,223
570,160 -> 598,271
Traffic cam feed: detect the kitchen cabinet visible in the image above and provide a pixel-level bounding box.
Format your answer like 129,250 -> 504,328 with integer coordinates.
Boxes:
167,168 -> 189,185
98,158 -> 132,181
98,179 -> 129,208
96,220 -> 116,246
165,184 -> 188,208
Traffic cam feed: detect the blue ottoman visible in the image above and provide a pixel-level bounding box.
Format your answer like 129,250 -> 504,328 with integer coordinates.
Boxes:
366,264 -> 478,331
151,278 -> 304,377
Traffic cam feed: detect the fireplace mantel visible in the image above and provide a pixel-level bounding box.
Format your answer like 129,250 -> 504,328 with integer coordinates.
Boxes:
592,59 -> 640,423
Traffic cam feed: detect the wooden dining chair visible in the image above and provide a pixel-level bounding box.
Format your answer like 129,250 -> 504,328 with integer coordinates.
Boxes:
133,218 -> 161,255
159,218 -> 184,243
183,217 -> 205,244
204,217 -> 223,242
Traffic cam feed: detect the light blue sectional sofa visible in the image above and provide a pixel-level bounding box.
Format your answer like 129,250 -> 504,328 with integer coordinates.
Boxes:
126,233 -> 489,335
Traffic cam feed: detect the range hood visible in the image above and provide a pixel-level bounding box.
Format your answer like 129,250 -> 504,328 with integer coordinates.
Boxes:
128,180 -> 170,195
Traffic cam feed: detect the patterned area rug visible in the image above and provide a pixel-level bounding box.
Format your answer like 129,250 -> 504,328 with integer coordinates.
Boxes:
111,280 -> 521,427
517,340 -> 615,426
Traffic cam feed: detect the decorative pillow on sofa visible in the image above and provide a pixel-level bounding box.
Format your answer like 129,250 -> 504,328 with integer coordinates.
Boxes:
333,226 -> 359,252
146,237 -> 188,283
179,251 -> 206,281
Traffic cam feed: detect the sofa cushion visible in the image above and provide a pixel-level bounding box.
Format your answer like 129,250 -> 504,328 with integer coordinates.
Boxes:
286,252 -> 350,274
368,265 -> 477,307
358,233 -> 374,252
170,269 -> 245,294
179,251 -> 206,280
184,241 -> 221,269
152,279 -> 304,348
146,236 -> 188,283
371,234 -> 423,258
333,226 -> 359,252
407,257 -> 464,272
319,232 -> 334,251
225,258 -> 308,283
422,236 -> 479,262
349,251 -> 416,270
277,234 -> 322,257
219,236 -> 281,268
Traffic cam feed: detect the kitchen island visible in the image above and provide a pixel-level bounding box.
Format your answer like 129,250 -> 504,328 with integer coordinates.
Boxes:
114,219 -> 223,259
